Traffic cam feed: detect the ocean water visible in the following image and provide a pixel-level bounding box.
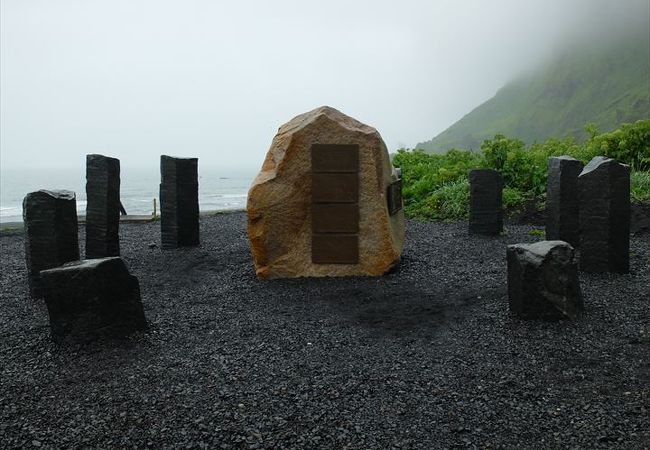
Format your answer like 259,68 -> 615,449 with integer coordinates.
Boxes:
0,167 -> 256,224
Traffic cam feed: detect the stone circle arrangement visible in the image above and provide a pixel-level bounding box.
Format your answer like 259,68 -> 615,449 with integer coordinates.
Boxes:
20,105 -> 632,342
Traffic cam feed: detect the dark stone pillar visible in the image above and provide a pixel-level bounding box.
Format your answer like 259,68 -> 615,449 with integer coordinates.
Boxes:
22,190 -> 80,298
578,156 -> 630,273
546,156 -> 584,247
85,154 -> 120,258
507,240 -> 583,320
469,169 -> 503,235
160,155 -> 199,249
40,257 -> 148,343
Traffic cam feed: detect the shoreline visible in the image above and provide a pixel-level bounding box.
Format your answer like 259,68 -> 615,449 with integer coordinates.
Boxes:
0,208 -> 247,231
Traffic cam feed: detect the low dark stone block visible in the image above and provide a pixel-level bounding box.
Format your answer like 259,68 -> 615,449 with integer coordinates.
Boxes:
40,257 -> 148,343
507,240 -> 583,320
578,156 -> 630,273
86,154 -> 120,258
469,169 -> 503,235
546,156 -> 583,247
22,190 -> 80,298
160,155 -> 199,249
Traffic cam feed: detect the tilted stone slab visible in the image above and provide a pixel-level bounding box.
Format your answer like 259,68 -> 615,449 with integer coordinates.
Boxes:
546,156 -> 583,247
86,154 -> 120,258
40,257 -> 148,342
578,156 -> 630,273
507,240 -> 583,320
247,106 -> 405,278
469,169 -> 503,235
160,155 -> 199,248
22,190 -> 80,298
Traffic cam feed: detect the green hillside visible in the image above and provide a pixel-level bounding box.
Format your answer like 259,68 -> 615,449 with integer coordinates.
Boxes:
417,30 -> 650,153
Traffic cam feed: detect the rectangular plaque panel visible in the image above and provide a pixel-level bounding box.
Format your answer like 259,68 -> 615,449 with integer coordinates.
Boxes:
312,204 -> 359,233
311,235 -> 359,264
387,179 -> 403,215
311,144 -> 359,173
311,143 -> 359,265
312,173 -> 359,203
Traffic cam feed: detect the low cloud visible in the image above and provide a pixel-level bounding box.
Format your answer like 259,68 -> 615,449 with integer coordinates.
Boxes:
1,0 -> 647,170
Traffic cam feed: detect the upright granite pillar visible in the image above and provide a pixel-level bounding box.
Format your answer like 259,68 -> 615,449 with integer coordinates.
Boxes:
86,154 -> 120,258
546,156 -> 584,247
22,190 -> 80,298
40,257 -> 148,343
578,156 -> 630,273
160,156 -> 200,249
469,169 -> 503,235
507,240 -> 583,320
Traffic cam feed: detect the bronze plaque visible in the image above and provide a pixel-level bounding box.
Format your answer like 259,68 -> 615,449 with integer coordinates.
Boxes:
311,144 -> 359,173
311,144 -> 360,265
312,173 -> 359,203
312,204 -> 359,233
387,179 -> 403,216
311,235 -> 359,264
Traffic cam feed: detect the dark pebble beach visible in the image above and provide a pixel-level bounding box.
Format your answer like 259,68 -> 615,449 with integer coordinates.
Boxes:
1,212 -> 648,449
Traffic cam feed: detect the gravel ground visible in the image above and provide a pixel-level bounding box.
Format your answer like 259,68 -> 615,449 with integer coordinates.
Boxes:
1,212 -> 648,449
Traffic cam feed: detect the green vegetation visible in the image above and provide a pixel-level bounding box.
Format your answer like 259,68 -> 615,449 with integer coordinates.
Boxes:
631,171 -> 650,201
0,225 -> 24,236
416,28 -> 650,153
394,119 -> 650,221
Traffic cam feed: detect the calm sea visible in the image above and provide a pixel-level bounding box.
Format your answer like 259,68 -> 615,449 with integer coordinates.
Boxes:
0,167 -> 256,224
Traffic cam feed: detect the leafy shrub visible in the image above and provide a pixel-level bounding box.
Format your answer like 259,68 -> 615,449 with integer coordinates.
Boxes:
402,178 -> 469,221
502,186 -> 528,209
482,134 -> 522,171
396,119 -> 650,220
585,120 -> 650,170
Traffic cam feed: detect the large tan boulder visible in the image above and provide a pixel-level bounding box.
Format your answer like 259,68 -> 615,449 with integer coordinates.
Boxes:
247,106 -> 405,279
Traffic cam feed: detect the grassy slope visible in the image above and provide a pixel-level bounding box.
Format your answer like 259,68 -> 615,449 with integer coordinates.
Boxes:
417,31 -> 650,153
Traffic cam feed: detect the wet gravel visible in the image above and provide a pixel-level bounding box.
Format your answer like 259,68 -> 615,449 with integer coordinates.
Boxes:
1,212 -> 648,449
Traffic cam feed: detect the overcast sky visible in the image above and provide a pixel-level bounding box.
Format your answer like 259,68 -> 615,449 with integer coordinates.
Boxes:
1,0 -> 648,171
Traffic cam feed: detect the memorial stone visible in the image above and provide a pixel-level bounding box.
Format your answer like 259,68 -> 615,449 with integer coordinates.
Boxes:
22,190 -> 80,298
247,106 -> 405,278
469,169 -> 503,235
160,156 -> 200,248
546,156 -> 583,247
578,156 -> 630,273
40,257 -> 148,342
86,154 -> 121,258
507,240 -> 583,320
